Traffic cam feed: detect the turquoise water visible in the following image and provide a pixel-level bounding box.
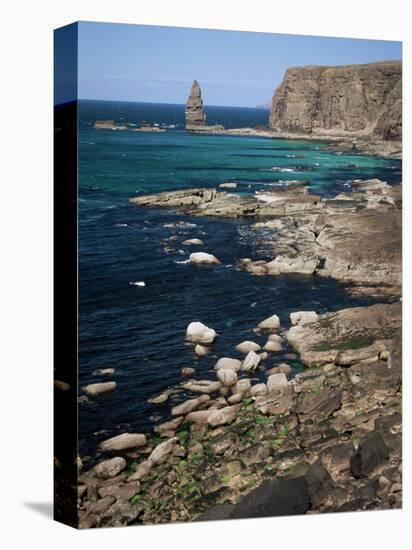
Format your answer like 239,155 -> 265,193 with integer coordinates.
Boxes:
79,128 -> 401,198
78,101 -> 401,458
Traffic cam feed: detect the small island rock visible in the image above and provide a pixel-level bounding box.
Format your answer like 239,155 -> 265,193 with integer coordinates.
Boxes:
185,321 -> 217,344
190,252 -> 220,265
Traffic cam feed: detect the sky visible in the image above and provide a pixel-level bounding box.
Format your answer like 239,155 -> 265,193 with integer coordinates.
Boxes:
56,21 -> 402,107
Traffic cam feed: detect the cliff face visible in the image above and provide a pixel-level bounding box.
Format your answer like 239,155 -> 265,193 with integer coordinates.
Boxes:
185,80 -> 206,128
269,61 -> 402,140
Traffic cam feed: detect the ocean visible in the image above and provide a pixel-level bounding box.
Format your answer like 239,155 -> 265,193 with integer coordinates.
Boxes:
78,100 -> 402,458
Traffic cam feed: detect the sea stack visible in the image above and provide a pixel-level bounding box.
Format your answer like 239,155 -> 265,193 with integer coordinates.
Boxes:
185,80 -> 206,129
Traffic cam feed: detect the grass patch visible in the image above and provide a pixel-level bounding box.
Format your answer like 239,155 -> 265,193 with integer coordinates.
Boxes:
313,336 -> 375,352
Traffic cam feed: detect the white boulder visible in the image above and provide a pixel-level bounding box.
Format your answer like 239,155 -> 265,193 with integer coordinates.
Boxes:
194,344 -> 209,355
185,321 -> 217,344
83,381 -> 116,397
235,340 -> 261,353
182,238 -> 204,246
257,314 -> 280,331
214,357 -> 241,371
263,339 -> 282,352
99,433 -> 147,452
241,350 -> 261,371
216,368 -> 238,387
190,252 -> 220,265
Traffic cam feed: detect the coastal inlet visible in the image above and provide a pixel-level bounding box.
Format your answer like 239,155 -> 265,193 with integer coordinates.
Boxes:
78,101 -> 401,459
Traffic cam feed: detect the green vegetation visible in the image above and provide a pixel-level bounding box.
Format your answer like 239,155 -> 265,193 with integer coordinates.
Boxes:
313,335 -> 375,352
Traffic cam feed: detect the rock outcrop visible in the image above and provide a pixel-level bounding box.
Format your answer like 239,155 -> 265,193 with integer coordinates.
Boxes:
269,61 -> 402,140
185,80 -> 206,128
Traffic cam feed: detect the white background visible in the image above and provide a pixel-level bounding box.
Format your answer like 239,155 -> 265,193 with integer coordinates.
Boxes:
0,0 -> 410,548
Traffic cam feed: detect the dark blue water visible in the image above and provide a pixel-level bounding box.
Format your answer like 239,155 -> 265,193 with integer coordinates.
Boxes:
78,101 -> 402,457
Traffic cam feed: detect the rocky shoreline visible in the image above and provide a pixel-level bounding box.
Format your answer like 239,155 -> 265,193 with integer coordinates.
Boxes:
185,127 -> 402,158
75,173 -> 402,528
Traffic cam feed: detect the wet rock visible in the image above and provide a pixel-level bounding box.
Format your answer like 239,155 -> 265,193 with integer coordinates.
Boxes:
267,373 -> 288,392
194,344 -> 209,356
189,252 -> 220,265
148,389 -> 173,404
219,182 -> 237,189
182,238 -> 203,246
267,255 -> 319,275
93,368 -> 116,376
182,379 -> 222,394
185,321 -> 217,344
99,433 -> 147,452
181,367 -> 195,376
214,357 -> 241,371
216,368 -> 238,387
241,350 -> 261,371
350,432 -> 389,478
268,333 -> 283,342
154,416 -> 183,435
149,437 -> 178,465
83,381 -> 116,397
257,314 -> 280,331
171,395 -> 210,416
263,339 -> 282,352
92,457 -> 126,479
208,405 -> 241,427
235,340 -> 261,353
290,311 -> 318,326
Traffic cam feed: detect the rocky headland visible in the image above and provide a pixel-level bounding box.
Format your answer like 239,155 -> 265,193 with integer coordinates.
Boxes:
269,61 -> 402,141
187,61 -> 402,158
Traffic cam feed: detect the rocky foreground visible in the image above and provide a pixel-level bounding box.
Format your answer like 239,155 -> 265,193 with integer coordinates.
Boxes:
74,178 -> 402,527
78,301 -> 402,527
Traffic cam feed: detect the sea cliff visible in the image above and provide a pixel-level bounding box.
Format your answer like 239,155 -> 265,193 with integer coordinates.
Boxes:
269,61 -> 402,140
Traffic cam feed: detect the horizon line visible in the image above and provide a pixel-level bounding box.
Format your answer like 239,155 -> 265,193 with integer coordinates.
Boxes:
56,98 -> 271,109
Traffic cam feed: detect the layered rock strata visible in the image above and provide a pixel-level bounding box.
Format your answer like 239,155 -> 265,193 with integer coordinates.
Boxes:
185,80 -> 206,128
269,61 -> 402,140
